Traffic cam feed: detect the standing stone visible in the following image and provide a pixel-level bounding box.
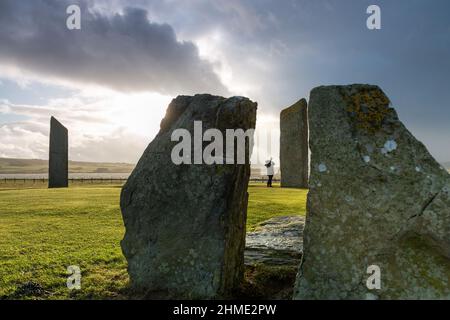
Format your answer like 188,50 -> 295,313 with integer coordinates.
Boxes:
294,84 -> 450,299
48,117 -> 68,188
280,99 -> 308,188
121,94 -> 257,299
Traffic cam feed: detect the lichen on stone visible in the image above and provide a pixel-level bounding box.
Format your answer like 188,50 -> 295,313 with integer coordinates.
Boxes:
383,140 -> 398,153
318,163 -> 327,173
342,87 -> 392,134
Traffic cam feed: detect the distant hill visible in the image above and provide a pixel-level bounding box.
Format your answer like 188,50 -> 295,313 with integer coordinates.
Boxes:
2,157 -> 445,175
0,158 -> 135,174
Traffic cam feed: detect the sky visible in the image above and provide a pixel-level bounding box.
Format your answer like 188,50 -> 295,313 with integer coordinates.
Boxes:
0,0 -> 449,164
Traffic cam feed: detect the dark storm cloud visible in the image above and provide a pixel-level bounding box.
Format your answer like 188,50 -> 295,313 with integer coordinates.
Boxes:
133,0 -> 450,161
0,0 -> 228,95
1,0 -> 449,162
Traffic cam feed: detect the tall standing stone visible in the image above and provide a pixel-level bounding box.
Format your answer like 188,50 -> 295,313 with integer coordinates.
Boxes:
280,99 -> 308,188
294,84 -> 450,299
121,94 -> 257,299
48,117 -> 68,188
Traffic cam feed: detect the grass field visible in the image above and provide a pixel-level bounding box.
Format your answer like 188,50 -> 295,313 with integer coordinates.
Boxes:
0,183 -> 307,299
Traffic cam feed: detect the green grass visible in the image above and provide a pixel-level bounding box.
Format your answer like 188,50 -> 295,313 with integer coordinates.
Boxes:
246,183 -> 307,231
0,183 -> 307,299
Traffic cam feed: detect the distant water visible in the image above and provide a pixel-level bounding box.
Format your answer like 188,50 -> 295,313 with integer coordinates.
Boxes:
0,173 -> 130,179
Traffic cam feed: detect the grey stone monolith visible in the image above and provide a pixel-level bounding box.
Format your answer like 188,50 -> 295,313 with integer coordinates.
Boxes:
280,99 -> 308,188
48,117 -> 68,188
294,84 -> 450,299
120,94 -> 257,299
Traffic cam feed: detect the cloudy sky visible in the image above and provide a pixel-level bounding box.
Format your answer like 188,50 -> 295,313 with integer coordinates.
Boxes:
0,0 -> 449,164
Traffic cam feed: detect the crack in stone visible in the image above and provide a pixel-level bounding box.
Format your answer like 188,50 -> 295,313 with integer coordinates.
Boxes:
408,191 -> 440,221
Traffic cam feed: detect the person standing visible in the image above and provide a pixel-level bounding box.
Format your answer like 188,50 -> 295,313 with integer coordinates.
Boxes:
265,158 -> 275,187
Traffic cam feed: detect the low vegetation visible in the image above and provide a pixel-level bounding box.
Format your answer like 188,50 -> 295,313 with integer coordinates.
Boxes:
0,158 -> 135,174
0,182 -> 307,299
246,184 -> 307,231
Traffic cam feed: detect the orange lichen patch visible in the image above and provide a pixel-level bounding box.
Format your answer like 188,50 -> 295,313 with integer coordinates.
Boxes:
343,88 -> 392,133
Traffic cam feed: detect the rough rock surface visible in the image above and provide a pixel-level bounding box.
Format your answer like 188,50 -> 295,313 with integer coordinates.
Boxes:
294,84 -> 450,299
245,216 -> 304,266
121,94 -> 257,299
48,117 -> 68,188
280,99 -> 309,188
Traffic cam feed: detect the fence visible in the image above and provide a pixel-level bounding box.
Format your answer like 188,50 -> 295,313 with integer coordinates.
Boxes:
1,177 -> 279,185
0,178 -> 127,185
250,177 -> 281,183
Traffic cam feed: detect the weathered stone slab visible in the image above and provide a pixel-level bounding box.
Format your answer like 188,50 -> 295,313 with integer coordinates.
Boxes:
280,99 -> 308,188
245,216 -> 304,266
48,117 -> 68,188
294,84 -> 450,299
121,94 -> 257,299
